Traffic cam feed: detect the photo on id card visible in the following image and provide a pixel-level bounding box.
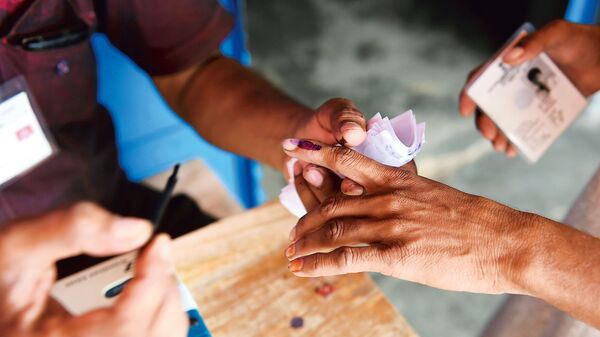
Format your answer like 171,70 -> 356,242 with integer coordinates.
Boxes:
0,76 -> 57,188
465,23 -> 588,162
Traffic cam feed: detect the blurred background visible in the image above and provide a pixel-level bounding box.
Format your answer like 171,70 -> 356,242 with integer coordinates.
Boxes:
244,1 -> 600,336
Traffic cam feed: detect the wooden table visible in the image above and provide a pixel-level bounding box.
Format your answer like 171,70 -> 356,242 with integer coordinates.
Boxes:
174,201 -> 418,337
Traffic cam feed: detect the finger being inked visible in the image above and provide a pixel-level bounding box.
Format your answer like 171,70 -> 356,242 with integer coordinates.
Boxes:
283,139 -> 392,191
283,138 -> 322,152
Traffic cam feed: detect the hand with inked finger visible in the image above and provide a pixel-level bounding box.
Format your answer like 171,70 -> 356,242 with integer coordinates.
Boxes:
282,138 -> 515,293
285,98 -> 367,210
280,138 -> 600,329
288,136 -> 417,213
0,203 -> 188,337
459,19 -> 600,157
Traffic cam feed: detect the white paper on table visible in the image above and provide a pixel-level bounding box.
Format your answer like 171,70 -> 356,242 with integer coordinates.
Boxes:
279,110 -> 425,217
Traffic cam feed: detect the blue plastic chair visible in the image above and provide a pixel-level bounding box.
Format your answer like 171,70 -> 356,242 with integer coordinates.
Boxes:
565,0 -> 599,23
92,0 -> 263,208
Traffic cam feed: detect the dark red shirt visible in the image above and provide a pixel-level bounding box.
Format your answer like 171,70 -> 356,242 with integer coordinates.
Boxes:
0,0 -> 233,222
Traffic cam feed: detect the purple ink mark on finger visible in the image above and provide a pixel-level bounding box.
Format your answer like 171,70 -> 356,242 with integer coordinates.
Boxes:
297,140 -> 322,151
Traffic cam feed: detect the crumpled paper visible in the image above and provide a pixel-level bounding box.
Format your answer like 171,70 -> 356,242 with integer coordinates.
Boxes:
279,110 -> 425,217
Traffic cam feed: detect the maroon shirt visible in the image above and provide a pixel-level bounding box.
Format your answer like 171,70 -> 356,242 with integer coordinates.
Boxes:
0,0 -> 233,222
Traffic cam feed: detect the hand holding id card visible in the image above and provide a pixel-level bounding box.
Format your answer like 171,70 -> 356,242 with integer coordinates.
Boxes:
465,23 -> 589,162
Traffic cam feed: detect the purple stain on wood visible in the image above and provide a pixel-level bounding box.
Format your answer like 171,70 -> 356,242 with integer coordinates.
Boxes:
290,316 -> 304,329
297,140 -> 322,151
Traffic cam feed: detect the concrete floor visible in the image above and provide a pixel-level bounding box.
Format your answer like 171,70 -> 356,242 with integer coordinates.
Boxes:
246,1 -> 600,336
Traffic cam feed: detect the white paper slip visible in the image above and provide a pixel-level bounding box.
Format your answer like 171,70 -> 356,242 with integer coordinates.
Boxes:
279,110 -> 425,217
0,91 -> 55,187
466,23 -> 588,162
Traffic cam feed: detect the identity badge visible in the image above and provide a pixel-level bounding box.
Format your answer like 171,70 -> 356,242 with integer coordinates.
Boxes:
0,76 -> 57,187
465,23 -> 588,162
52,252 -> 212,337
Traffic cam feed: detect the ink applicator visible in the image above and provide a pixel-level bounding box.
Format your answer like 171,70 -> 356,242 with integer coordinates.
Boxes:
149,163 -> 180,233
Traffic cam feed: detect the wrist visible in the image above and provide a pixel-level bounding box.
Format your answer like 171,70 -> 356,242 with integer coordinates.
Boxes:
492,210 -> 542,295
499,212 -> 573,297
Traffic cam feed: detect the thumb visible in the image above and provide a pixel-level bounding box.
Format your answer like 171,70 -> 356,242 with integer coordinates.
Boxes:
114,234 -> 176,318
1,202 -> 152,267
503,20 -> 569,66
320,98 -> 367,146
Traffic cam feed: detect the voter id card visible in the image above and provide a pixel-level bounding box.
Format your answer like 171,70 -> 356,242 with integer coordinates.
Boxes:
465,23 -> 588,162
0,76 -> 57,188
51,252 -> 211,337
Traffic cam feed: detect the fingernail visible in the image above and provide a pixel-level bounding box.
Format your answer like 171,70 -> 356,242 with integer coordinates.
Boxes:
153,234 -> 173,262
304,169 -> 324,187
341,122 -> 366,146
285,244 -> 295,258
288,259 -> 303,272
345,185 -> 364,196
289,227 -> 296,241
293,162 -> 302,176
297,140 -> 322,151
113,218 -> 152,241
504,47 -> 524,62
283,138 -> 300,151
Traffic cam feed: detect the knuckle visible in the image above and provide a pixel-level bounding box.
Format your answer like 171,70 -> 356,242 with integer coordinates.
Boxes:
331,146 -> 360,169
295,216 -> 308,235
395,167 -> 414,182
320,196 -> 342,218
310,253 -> 324,272
391,188 -> 405,200
373,167 -> 411,187
68,201 -> 101,219
326,220 -> 345,242
386,192 -> 405,213
388,219 -> 407,237
339,106 -> 364,119
380,245 -> 405,276
65,202 -> 104,235
339,247 -> 358,268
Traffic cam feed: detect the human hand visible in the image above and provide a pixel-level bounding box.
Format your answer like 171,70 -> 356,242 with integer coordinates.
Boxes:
459,19 -> 600,157
282,139 -> 537,294
294,98 -> 367,148
285,98 -> 367,211
0,203 -> 188,337
286,98 -> 367,178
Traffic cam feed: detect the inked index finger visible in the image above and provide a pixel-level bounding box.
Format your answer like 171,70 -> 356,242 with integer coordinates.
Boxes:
282,138 -> 407,193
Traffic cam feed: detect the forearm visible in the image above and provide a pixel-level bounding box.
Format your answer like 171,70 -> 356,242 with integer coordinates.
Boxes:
155,56 -> 313,169
511,213 -> 600,328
